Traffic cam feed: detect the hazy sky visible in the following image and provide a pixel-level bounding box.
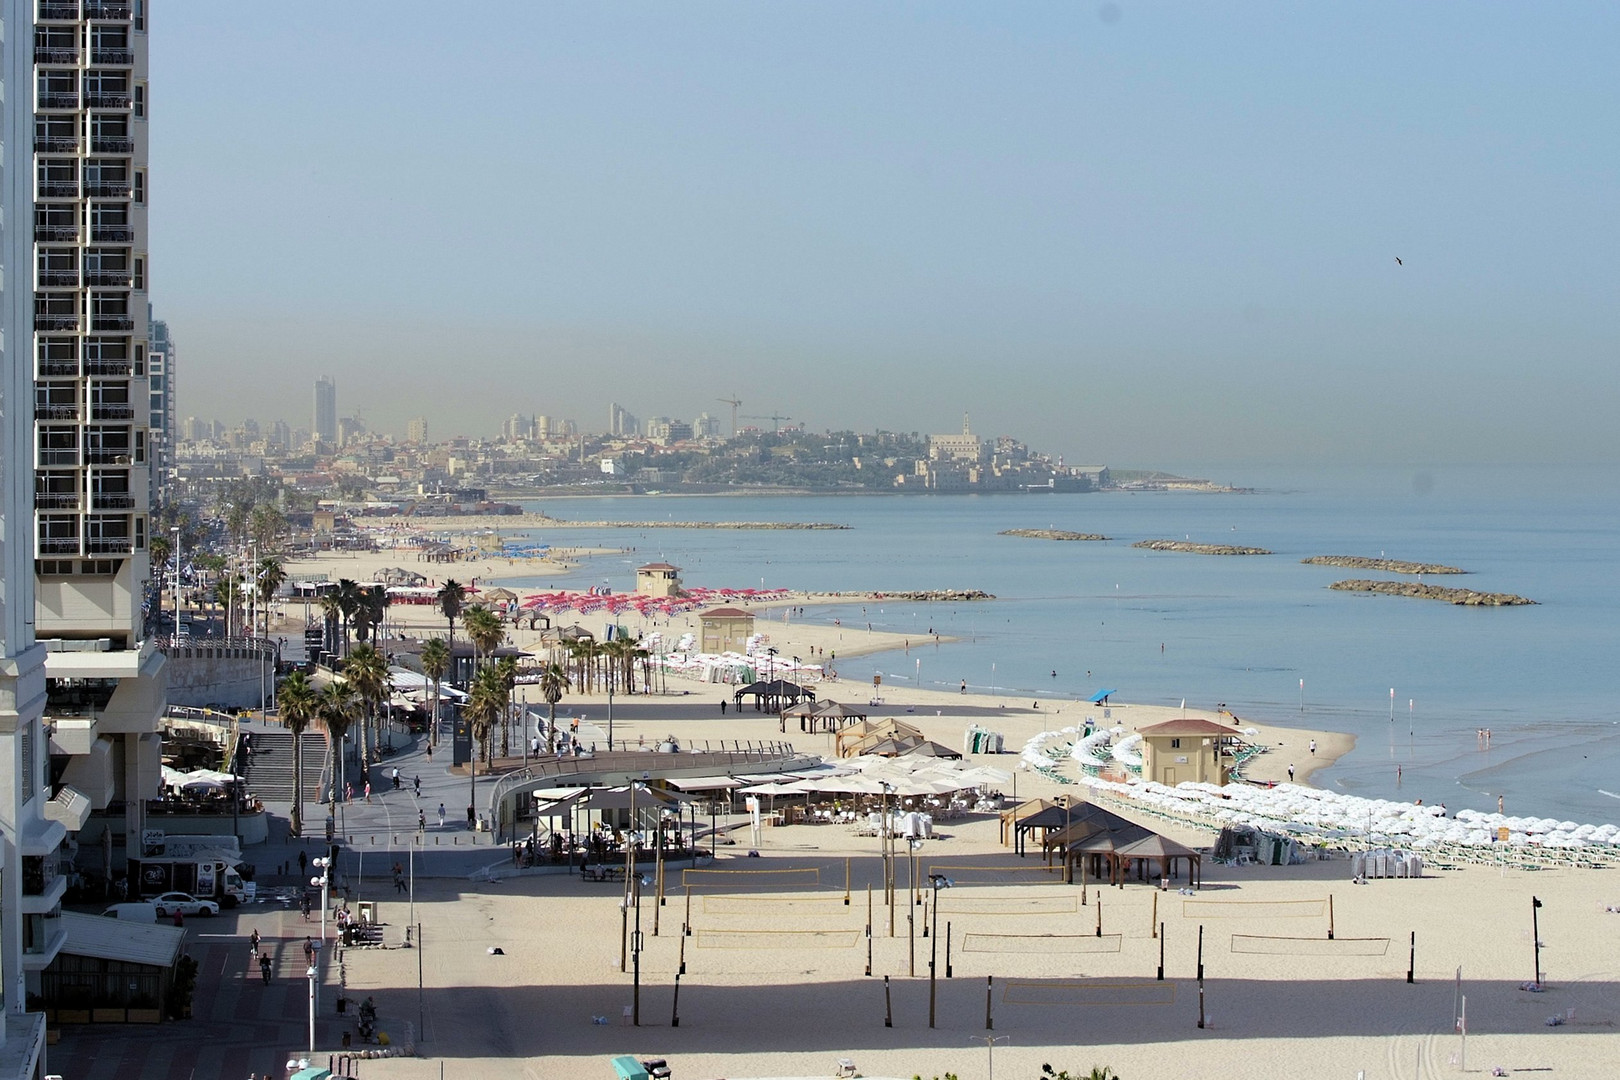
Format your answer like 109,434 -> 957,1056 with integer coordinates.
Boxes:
157,2 -> 1619,465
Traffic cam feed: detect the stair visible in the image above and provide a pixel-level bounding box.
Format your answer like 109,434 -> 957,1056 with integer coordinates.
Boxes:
243,727 -> 329,804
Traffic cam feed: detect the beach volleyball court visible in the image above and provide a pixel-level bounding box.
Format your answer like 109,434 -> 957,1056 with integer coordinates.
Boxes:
1181,897 -> 1328,919
1230,934 -> 1390,956
963,932 -> 1123,955
1002,979 -> 1176,1006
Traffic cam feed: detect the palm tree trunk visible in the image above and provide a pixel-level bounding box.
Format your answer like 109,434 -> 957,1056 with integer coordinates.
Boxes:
291,730 -> 304,837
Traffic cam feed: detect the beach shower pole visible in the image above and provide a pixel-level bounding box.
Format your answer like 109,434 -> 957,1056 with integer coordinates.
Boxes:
1158,923 -> 1165,980
1532,897 -> 1543,986
1390,687 -> 1395,723
1299,678 -> 1304,712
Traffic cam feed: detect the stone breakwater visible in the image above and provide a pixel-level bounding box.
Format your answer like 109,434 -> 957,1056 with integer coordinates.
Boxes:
541,516 -> 849,530
1304,556 -> 1466,575
805,589 -> 995,602
1132,540 -> 1273,556
999,529 -> 1110,541
1329,580 -> 1536,606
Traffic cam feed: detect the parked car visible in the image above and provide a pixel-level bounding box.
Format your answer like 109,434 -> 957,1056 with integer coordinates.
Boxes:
151,891 -> 219,917
100,902 -> 158,922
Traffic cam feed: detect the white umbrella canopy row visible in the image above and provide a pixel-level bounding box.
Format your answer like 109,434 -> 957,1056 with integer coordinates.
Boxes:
1078,774 -> 1620,864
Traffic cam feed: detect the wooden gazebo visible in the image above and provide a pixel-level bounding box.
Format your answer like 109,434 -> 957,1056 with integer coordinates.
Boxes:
1112,831 -> 1203,889
735,679 -> 814,712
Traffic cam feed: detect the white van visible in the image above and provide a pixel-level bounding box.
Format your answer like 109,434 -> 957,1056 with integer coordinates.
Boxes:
101,902 -> 158,923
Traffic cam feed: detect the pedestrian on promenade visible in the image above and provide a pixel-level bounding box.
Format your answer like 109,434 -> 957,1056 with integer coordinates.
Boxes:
426,742 -> 434,762
298,850 -> 307,877
418,810 -> 426,833
303,936 -> 314,963
720,699 -> 727,715
467,805 -> 476,829
249,928 -> 260,958
392,767 -> 401,790
300,893 -> 312,921
413,775 -> 421,796
438,803 -> 446,829
259,954 -> 272,984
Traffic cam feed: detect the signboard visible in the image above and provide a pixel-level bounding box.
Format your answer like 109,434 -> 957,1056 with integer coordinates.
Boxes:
141,829 -> 165,856
452,714 -> 472,766
197,861 -> 216,897
873,674 -> 882,687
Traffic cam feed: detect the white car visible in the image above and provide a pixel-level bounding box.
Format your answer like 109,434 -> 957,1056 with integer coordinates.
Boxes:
151,892 -> 219,917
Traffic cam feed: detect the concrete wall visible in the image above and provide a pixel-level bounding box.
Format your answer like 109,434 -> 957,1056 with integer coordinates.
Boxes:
162,646 -> 273,709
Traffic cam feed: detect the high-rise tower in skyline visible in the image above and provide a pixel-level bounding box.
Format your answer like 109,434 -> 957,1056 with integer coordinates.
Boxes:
314,375 -> 337,445
146,303 -> 171,503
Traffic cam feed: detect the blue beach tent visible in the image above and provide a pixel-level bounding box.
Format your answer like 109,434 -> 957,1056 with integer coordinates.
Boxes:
1087,689 -> 1118,705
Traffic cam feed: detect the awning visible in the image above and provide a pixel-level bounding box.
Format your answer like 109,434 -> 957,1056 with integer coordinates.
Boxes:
1087,689 -> 1119,704
663,776 -> 744,792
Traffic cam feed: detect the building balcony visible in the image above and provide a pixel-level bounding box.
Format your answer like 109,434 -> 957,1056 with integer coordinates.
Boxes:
92,316 -> 135,332
45,784 -> 94,833
34,492 -> 81,510
39,2 -> 81,19
37,537 -> 81,554
84,181 -> 132,197
85,270 -> 131,287
92,48 -> 135,65
87,536 -> 134,555
34,404 -> 81,421
83,93 -> 131,110
35,136 -> 80,152
85,358 -> 132,376
39,359 -> 80,377
37,448 -> 80,468
91,404 -> 136,421
35,46 -> 81,64
39,270 -> 80,287
91,492 -> 135,509
38,181 -> 80,198
92,226 -> 134,243
21,913 -> 67,972
92,136 -> 134,152
83,449 -> 132,465
37,92 -> 80,110
36,224 -> 81,242
37,315 -> 83,332
85,1 -> 133,18
21,855 -> 68,914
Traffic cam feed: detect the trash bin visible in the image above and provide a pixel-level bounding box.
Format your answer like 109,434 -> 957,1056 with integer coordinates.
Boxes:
357,900 -> 377,924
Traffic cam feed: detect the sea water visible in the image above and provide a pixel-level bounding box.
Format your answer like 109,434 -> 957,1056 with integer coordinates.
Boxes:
496,464 -> 1619,824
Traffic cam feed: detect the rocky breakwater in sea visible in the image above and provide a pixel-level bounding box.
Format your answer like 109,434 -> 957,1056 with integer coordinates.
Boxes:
1132,539 -> 1273,555
1329,580 -> 1536,606
1303,556 -> 1467,575
806,589 -> 995,602
999,529 -> 1110,541
545,516 -> 850,530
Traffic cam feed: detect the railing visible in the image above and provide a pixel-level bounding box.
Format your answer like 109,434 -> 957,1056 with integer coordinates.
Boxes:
92,137 -> 134,152
38,360 -> 80,377
91,403 -> 135,420
38,537 -> 81,555
34,493 -> 81,510
38,181 -> 79,198
84,181 -> 131,197
92,226 -> 133,243
38,93 -> 79,109
35,404 -> 80,421
39,3 -> 81,19
91,492 -> 135,509
35,47 -> 80,64
83,93 -> 131,109
87,537 -> 133,555
92,49 -> 135,65
83,449 -> 132,465
37,450 -> 80,467
85,270 -> 131,286
85,358 -> 132,376
37,315 -> 82,332
36,226 -> 80,243
86,1 -> 133,18
21,856 -> 61,898
35,137 -> 80,153
92,316 -> 134,331
38,271 -> 79,287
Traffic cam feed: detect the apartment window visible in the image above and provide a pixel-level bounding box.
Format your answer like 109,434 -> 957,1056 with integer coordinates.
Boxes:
134,343 -> 146,376
37,561 -> 75,576
83,560 -> 118,576
135,0 -> 146,32
133,256 -> 145,290
135,516 -> 146,550
134,429 -> 146,463
134,82 -> 146,119
132,169 -> 145,204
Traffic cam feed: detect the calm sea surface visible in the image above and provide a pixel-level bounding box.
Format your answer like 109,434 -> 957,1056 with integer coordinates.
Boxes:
500,465 -> 1620,824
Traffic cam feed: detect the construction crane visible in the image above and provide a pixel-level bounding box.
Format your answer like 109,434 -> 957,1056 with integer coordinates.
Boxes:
716,397 -> 742,437
741,413 -> 793,433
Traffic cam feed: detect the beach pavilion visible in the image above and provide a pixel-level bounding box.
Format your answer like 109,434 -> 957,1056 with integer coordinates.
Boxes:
735,678 -> 815,712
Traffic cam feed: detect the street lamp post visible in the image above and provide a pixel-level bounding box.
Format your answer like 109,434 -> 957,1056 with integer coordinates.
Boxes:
171,526 -> 182,642
607,685 -> 614,751
307,964 -> 318,1054
928,873 -> 954,1027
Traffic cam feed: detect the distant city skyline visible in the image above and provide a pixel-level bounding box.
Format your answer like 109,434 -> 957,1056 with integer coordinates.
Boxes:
157,3 -> 1620,465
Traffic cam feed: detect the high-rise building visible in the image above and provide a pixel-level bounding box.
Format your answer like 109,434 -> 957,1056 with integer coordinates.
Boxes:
609,402 -> 638,437
145,304 -> 171,502
31,0 -> 165,990
313,376 -> 337,445
0,1 -> 55,1068
693,412 -> 720,439
406,416 -> 428,445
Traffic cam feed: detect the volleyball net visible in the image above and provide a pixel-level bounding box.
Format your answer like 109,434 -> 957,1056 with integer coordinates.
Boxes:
1230,935 -> 1389,956
693,928 -> 862,950
963,933 -> 1122,955
943,894 -> 1081,916
925,863 -> 1063,886
1181,897 -> 1327,920
701,893 -> 850,915
681,866 -> 823,890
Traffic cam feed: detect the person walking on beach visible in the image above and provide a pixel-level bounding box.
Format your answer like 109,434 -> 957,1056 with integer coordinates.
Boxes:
1309,739 -> 1317,756
1288,763 -> 1296,782
960,680 -> 967,694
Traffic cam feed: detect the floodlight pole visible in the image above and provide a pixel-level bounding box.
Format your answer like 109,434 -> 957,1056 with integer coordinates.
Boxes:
929,874 -> 952,1028
1532,896 -> 1543,987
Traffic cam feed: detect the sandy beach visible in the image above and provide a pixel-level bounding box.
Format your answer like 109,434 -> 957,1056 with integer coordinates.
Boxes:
261,550 -> 1620,1080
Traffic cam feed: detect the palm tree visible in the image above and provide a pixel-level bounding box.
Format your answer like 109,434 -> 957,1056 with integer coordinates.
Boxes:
352,584 -> 390,647
419,637 -> 451,746
539,662 -> 569,752
278,671 -> 319,837
345,643 -> 390,765
436,579 -> 467,652
335,578 -> 362,657
317,593 -> 343,658
464,605 -> 505,673
467,665 -> 504,766
319,680 -> 359,813
494,656 -> 518,758
256,556 -> 286,638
